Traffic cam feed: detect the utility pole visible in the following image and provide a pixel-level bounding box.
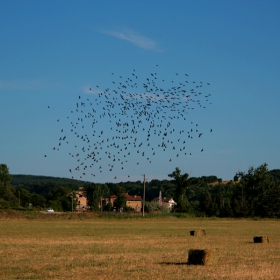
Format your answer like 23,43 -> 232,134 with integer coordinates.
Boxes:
67,190 -> 75,212
142,174 -> 146,217
72,190 -> 74,212
71,189 -> 75,213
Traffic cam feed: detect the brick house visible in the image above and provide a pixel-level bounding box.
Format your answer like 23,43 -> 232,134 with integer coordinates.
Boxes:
108,193 -> 142,212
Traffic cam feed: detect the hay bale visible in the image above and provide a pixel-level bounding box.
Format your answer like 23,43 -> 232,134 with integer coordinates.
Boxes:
188,249 -> 213,265
190,229 -> 206,236
253,236 -> 270,243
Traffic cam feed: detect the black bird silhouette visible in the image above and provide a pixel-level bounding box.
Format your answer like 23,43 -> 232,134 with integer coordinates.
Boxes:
50,66 -> 213,180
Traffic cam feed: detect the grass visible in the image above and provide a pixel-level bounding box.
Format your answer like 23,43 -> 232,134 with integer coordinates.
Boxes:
0,213 -> 280,279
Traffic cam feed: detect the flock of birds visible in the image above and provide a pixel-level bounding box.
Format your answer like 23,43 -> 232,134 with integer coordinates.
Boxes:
46,66 -> 213,181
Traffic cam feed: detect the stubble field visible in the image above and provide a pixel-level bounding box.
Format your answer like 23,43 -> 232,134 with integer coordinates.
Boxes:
0,214 -> 280,280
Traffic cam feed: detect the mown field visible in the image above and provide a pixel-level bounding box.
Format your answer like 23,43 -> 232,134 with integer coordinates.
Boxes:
0,213 -> 280,280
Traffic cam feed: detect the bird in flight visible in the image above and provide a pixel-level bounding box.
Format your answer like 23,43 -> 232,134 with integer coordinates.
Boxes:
49,65 -> 213,181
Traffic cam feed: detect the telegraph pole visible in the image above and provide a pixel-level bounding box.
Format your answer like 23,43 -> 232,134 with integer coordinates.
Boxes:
142,174 -> 146,217
72,191 -> 74,212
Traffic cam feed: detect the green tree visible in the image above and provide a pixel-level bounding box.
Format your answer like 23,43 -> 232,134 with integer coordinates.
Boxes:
0,164 -> 16,208
103,201 -> 113,212
0,164 -> 12,187
17,188 -> 31,208
86,184 -> 109,211
235,163 -> 278,217
48,200 -> 64,212
47,186 -> 75,211
201,191 -> 212,215
30,193 -> 46,209
113,186 -> 126,211
262,182 -> 280,217
168,167 -> 195,212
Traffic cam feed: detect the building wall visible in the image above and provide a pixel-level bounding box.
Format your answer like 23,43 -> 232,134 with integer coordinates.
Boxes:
126,200 -> 141,212
76,192 -> 87,212
108,195 -> 142,212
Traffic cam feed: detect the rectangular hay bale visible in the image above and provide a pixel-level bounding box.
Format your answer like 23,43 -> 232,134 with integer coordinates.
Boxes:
188,249 -> 213,265
253,236 -> 270,243
190,229 -> 206,236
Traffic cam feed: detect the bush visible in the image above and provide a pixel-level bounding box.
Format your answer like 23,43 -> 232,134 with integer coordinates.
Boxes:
146,201 -> 171,213
0,198 -> 12,209
123,206 -> 136,213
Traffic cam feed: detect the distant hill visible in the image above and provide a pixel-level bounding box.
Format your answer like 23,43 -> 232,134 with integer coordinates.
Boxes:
11,174 -> 85,186
10,174 -> 86,197
269,169 -> 280,180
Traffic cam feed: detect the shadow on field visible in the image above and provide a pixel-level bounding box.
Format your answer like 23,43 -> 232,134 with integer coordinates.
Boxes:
159,262 -> 189,266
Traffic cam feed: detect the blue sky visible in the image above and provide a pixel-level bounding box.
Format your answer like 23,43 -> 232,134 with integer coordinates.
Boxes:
1,0 -> 280,183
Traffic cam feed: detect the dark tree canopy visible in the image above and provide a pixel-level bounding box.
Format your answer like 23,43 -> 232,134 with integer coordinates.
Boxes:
113,186 -> 127,211
0,164 -> 12,187
86,184 -> 109,211
168,167 -> 194,212
235,163 -> 280,217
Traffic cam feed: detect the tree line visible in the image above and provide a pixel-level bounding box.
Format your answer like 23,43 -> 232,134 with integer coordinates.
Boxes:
1,163 -> 280,217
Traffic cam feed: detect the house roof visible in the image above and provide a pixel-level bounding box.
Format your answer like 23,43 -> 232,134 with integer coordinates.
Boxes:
109,193 -> 142,201
124,193 -> 142,201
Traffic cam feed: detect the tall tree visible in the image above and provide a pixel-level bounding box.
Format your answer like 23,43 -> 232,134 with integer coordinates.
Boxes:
86,184 -> 109,211
235,163 -> 279,217
47,186 -> 75,211
0,164 -> 15,208
0,164 -> 12,187
17,188 -> 31,208
168,167 -> 193,212
113,186 -> 126,211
